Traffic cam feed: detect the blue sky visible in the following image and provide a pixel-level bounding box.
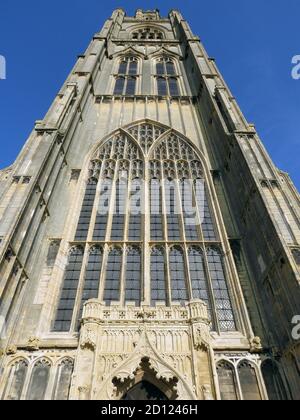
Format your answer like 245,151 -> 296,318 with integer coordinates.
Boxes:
0,0 -> 299,189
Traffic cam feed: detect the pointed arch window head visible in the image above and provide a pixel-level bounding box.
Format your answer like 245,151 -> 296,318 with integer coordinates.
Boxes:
3,360 -> 28,400
53,359 -> 74,401
114,57 -> 138,96
238,361 -> 262,401
217,361 -> 238,401
27,360 -> 51,401
155,57 -> 180,97
55,123 -> 240,335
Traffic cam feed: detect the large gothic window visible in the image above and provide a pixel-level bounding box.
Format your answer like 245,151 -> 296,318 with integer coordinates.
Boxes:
54,121 -> 238,334
114,57 -> 138,95
155,57 -> 180,96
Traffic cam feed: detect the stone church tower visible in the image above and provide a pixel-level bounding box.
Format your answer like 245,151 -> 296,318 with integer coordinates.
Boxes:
0,9 -> 299,400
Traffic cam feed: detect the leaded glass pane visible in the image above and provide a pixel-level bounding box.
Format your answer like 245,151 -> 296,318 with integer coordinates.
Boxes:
207,247 -> 236,332
181,180 -> 199,241
151,247 -> 166,305
75,180 -> 97,241
166,186 -> 181,241
156,62 -> 164,75
170,247 -> 188,304
157,77 -> 167,96
79,247 -> 102,318
129,61 -> 138,75
93,183 -> 110,241
128,181 -> 142,241
189,247 -> 213,323
195,182 -> 217,241
104,248 -> 122,304
166,61 -> 176,75
150,179 -> 163,240
126,77 -> 136,95
53,248 -> 83,332
111,180 -> 126,240
118,61 -> 127,74
114,77 -> 125,95
169,77 -> 179,96
125,247 -> 141,305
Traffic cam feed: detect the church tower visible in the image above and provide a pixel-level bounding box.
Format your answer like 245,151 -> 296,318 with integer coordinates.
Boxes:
0,9 -> 299,400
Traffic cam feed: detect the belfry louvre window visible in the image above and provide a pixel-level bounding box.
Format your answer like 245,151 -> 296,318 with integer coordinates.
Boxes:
156,57 -> 180,96
132,27 -> 164,40
55,122 -> 238,334
114,57 -> 138,95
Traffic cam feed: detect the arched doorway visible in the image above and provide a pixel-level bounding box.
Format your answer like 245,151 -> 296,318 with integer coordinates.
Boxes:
122,381 -> 168,401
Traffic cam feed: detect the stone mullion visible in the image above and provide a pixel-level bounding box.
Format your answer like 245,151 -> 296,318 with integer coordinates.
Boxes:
233,363 -> 243,401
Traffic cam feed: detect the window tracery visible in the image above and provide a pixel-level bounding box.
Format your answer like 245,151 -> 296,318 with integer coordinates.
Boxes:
53,122 -> 237,334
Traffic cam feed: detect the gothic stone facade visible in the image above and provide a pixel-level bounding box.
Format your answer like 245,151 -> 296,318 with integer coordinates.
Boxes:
0,9 -> 299,400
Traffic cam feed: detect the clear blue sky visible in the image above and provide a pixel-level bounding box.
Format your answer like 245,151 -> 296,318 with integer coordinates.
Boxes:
0,0 -> 299,189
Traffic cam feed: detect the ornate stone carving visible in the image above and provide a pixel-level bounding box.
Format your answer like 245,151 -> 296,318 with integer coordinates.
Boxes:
6,345 -> 17,355
72,300 -> 213,400
80,327 -> 97,351
26,337 -> 40,351
250,336 -> 263,353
